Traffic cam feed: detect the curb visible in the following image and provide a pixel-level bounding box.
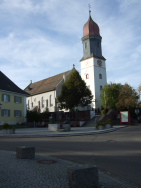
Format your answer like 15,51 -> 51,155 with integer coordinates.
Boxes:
0,126 -> 125,138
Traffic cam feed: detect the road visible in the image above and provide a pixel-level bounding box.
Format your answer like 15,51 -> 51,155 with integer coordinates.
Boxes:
0,126 -> 141,187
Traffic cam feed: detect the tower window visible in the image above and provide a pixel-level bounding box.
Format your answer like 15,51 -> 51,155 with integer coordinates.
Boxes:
86,74 -> 89,79
99,74 -> 102,79
97,42 -> 100,48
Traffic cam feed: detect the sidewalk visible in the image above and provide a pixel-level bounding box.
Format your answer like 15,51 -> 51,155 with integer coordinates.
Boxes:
0,125 -> 124,137
0,150 -> 139,188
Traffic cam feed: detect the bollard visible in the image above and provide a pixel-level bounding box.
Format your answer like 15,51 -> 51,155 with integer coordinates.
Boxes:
16,146 -> 35,159
68,164 -> 100,188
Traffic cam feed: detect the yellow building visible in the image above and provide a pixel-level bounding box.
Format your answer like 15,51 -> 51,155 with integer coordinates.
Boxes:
0,71 -> 29,125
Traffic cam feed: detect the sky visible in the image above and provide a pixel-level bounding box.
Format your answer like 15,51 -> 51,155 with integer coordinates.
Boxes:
0,0 -> 141,90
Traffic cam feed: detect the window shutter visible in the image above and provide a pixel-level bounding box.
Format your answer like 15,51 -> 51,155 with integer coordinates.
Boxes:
20,97 -> 22,103
14,96 -> 16,103
20,111 -> 22,117
8,110 -> 10,117
1,94 -> 4,101
1,109 -> 4,116
8,95 -> 10,102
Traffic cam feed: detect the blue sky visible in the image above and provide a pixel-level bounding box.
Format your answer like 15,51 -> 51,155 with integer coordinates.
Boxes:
0,0 -> 141,90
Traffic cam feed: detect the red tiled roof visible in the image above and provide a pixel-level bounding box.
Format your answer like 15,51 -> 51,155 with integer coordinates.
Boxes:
24,71 -> 70,96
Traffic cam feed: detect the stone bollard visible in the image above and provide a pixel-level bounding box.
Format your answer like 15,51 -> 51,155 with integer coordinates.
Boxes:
16,146 -> 35,159
68,165 -> 100,188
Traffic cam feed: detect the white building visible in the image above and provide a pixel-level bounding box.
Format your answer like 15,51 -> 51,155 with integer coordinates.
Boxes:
24,69 -> 74,113
80,11 -> 107,111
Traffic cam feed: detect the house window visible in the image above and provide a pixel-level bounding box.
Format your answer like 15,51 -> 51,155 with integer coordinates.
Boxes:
100,85 -> 103,91
31,102 -> 33,108
99,74 -> 102,79
14,96 -> 22,103
50,95 -> 53,107
2,94 -> 10,102
1,109 -> 10,117
86,74 -> 89,79
14,110 -> 21,117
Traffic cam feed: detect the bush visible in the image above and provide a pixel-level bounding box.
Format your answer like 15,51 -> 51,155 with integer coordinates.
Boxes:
106,119 -> 112,125
2,123 -> 9,130
101,109 -> 108,115
96,120 -> 105,129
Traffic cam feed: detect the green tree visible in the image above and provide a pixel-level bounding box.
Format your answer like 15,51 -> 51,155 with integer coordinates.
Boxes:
26,110 -> 41,122
58,69 -> 93,110
101,83 -> 139,111
116,83 -> 139,110
100,83 -> 121,109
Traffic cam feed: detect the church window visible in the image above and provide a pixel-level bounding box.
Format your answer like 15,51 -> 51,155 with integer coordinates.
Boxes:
99,74 -> 102,79
46,99 -> 48,107
86,74 -> 89,79
41,97 -> 44,108
50,95 -> 53,107
27,100 -> 30,109
31,102 -> 33,108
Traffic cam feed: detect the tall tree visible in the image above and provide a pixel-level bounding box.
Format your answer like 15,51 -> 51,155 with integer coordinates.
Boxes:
100,83 -> 121,109
58,69 -> 93,110
116,83 -> 139,110
101,83 -> 139,111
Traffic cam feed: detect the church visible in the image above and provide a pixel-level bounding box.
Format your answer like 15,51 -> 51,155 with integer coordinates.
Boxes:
25,11 -> 107,112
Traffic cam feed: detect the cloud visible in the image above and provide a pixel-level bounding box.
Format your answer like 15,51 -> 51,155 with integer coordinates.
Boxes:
0,0 -> 141,90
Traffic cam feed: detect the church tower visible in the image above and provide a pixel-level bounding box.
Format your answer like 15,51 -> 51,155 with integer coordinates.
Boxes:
80,11 -> 107,111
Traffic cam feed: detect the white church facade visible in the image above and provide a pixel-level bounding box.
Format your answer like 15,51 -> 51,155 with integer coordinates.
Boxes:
25,12 -> 107,112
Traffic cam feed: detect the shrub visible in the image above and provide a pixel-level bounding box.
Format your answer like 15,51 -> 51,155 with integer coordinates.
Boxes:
2,123 -> 9,130
96,120 -> 105,129
106,119 -> 112,125
101,109 -> 108,115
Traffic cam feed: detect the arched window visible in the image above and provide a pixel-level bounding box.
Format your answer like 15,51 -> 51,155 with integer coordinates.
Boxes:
46,99 -> 48,107
50,95 -> 53,107
86,74 -> 89,79
41,97 -> 44,108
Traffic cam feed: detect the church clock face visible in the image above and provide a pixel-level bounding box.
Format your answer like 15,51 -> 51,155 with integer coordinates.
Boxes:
85,61 -> 89,67
97,60 -> 102,67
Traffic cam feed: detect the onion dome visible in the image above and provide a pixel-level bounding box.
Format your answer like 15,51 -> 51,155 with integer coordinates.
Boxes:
83,15 -> 100,37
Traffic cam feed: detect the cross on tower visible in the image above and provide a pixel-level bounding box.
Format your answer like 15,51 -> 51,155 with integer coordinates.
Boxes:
88,4 -> 91,16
